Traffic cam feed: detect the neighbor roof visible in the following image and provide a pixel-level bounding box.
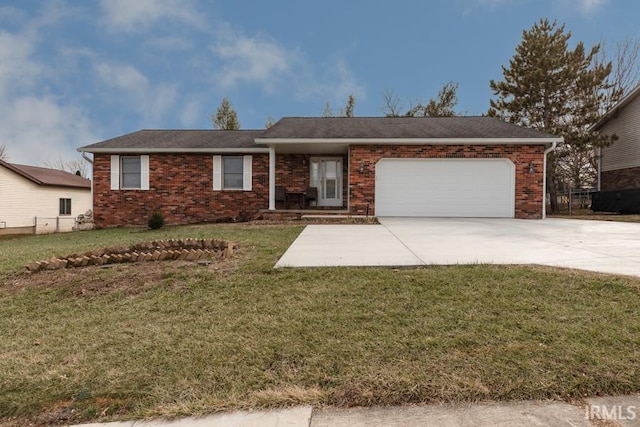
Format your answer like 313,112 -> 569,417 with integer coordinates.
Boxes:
0,160 -> 91,189
257,116 -> 561,141
590,83 -> 640,131
78,130 -> 268,153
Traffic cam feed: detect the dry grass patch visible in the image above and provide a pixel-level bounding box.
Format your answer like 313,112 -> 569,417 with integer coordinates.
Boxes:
1,225 -> 640,425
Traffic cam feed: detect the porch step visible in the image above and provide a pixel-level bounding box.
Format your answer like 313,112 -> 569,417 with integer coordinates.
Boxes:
259,210 -> 376,223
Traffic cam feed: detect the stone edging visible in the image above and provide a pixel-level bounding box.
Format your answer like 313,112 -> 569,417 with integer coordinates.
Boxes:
25,238 -> 235,273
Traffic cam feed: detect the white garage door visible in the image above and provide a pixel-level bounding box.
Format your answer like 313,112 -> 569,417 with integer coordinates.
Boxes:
375,158 -> 515,217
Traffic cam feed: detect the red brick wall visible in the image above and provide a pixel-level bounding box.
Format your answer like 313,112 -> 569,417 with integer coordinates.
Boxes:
601,166 -> 640,190
348,145 -> 546,219
92,153 -> 269,227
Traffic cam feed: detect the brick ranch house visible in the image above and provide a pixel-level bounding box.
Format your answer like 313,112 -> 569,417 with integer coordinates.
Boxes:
77,117 -> 562,227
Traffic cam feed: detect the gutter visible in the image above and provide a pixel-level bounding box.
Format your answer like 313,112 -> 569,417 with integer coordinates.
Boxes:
81,151 -> 93,164
542,141 -> 559,219
77,147 -> 270,154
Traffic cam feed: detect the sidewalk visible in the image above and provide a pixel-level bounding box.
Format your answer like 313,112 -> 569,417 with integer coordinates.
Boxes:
72,395 -> 640,427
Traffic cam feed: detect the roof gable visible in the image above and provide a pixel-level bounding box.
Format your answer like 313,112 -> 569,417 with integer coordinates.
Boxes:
591,83 -> 640,131
0,160 -> 91,189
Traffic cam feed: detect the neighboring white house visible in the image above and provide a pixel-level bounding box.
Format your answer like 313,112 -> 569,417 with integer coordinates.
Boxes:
0,160 -> 92,235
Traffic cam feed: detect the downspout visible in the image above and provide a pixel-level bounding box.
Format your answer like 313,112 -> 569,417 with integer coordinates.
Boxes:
79,150 -> 94,218
80,151 -> 93,165
542,141 -> 558,219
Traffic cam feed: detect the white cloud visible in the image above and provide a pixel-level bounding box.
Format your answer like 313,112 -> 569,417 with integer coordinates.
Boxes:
179,99 -> 204,128
574,0 -> 610,14
293,58 -> 366,106
0,4 -> 100,166
210,25 -> 365,104
95,62 -> 177,126
553,0 -> 610,16
0,96 -> 100,166
0,30 -> 41,96
96,63 -> 149,94
99,0 -> 205,33
212,27 -> 299,93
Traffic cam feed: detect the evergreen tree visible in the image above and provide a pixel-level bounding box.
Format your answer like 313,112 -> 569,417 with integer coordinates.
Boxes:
344,94 -> 356,117
322,94 -> 356,117
211,97 -> 240,130
488,19 -> 613,213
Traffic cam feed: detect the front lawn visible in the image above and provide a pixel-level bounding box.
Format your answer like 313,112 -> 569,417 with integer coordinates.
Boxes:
1,224 -> 639,425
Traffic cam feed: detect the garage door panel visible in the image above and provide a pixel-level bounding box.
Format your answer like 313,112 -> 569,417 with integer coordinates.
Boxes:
375,159 -> 515,217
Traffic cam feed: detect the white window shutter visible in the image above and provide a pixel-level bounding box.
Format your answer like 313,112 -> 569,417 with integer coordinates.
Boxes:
110,155 -> 120,190
213,155 -> 222,190
140,155 -> 150,190
243,155 -> 252,191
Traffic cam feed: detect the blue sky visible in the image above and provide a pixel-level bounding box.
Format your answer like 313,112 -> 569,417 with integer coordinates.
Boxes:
0,0 -> 638,166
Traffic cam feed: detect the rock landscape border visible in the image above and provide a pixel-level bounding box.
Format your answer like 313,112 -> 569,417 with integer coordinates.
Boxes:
25,238 -> 235,273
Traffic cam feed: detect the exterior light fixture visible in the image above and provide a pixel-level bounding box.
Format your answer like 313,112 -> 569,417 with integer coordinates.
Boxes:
528,163 -> 534,174
359,161 -> 365,173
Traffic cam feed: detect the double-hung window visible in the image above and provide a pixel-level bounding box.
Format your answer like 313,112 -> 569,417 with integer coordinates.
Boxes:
110,155 -> 150,190
121,156 -> 142,189
223,156 -> 244,190
213,155 -> 252,191
59,198 -> 71,216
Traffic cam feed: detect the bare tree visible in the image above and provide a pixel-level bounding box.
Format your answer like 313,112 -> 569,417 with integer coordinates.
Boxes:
43,157 -> 90,178
322,101 -> 334,117
596,35 -> 640,111
382,83 -> 459,117
381,89 -> 403,117
265,116 -> 275,129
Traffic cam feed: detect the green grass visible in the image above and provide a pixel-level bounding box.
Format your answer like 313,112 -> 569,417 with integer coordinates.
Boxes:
1,224 -> 640,425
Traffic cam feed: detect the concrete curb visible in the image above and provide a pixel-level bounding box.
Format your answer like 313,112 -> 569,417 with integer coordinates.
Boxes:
68,396 -> 640,427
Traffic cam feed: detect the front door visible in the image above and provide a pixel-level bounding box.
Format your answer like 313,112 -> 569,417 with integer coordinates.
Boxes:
310,157 -> 343,207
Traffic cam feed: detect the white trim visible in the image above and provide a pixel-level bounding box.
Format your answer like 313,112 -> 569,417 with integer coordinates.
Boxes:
140,155 -> 150,190
242,155 -> 252,191
110,155 -> 119,190
212,155 -> 222,191
542,141 -> 558,219
268,147 -> 276,210
79,147 -> 270,154
255,137 -> 562,145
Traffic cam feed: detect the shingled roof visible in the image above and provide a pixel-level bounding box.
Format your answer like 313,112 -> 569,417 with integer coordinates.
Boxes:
78,130 -> 267,152
258,116 -> 560,140
0,160 -> 91,189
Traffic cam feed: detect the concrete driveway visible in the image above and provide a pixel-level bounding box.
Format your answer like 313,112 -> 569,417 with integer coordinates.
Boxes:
275,217 -> 640,277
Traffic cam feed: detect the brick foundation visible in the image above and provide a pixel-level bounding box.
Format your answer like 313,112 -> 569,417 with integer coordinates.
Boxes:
601,166 -> 640,190
348,145 -> 546,219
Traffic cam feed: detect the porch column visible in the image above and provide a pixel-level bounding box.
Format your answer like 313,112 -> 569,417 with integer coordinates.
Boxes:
268,146 -> 276,210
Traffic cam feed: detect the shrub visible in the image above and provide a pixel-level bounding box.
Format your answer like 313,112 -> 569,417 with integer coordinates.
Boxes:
148,212 -> 165,230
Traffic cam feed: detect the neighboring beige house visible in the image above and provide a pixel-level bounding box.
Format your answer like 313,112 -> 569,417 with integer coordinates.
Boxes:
592,84 -> 640,190
0,160 -> 92,235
